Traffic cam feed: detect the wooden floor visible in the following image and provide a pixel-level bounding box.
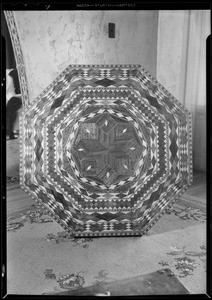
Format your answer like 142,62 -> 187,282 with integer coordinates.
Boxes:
6,171 -> 206,217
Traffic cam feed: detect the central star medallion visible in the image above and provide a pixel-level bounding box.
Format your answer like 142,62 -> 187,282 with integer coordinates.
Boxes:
68,112 -> 144,187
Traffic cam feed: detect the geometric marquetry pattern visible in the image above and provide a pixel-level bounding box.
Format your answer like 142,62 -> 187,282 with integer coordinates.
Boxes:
20,65 -> 193,237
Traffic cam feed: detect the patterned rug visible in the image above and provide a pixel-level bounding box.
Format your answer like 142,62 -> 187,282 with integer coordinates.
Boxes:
20,64 -> 192,237
47,268 -> 190,295
6,205 -> 206,295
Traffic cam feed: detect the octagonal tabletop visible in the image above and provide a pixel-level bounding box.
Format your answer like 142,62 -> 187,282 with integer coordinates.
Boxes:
20,64 -> 193,237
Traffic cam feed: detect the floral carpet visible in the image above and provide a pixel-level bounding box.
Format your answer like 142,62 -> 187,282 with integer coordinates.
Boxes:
6,193 -> 206,295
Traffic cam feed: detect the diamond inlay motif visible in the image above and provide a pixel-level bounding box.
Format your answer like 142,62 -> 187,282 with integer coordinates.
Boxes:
20,64 -> 193,237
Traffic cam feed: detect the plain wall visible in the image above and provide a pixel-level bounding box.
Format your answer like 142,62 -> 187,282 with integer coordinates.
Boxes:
156,10 -> 210,171
14,10 -> 159,102
156,10 -> 189,102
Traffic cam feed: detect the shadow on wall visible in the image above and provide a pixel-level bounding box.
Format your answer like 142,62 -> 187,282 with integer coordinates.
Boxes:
6,69 -> 22,177
193,108 -> 206,172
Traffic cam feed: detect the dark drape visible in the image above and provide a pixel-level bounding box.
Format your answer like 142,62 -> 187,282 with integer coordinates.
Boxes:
1,11 -> 16,69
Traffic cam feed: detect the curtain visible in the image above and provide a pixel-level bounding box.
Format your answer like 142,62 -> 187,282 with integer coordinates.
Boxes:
157,10 -> 210,172
183,10 -> 210,172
